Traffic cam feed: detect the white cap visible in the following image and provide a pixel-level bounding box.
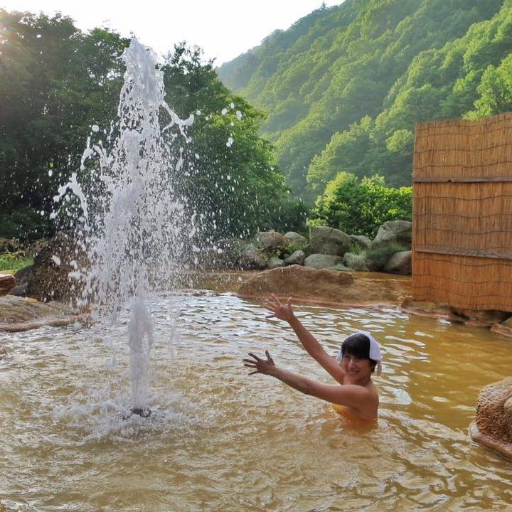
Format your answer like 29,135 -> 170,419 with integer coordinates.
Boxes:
336,331 -> 383,376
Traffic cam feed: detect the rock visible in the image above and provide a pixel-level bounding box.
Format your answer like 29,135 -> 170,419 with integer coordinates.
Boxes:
266,256 -> 285,269
26,232 -> 88,302
284,250 -> 306,266
372,220 -> 412,249
257,231 -> 288,253
10,265 -> 34,296
401,299 -> 510,328
366,245 -> 403,271
304,254 -> 343,269
197,240 -> 240,270
238,265 -> 410,306
308,226 -> 352,256
0,274 -> 16,296
401,298 -> 453,320
239,244 -> 267,270
0,294 -> 88,332
350,235 -> 372,250
284,231 -> 308,246
491,316 -> 512,338
449,309 -> 509,328
383,250 -> 412,275
470,377 -> 512,460
343,252 -> 369,271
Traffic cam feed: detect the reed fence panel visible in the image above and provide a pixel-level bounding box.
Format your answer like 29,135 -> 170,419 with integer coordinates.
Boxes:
412,113 -> 512,312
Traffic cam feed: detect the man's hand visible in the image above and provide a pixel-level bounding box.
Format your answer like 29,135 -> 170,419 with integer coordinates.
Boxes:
243,351 -> 276,376
264,294 -> 295,322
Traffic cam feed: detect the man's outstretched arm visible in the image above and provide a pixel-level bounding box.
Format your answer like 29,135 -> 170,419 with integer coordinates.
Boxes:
243,351 -> 374,415
264,295 -> 345,384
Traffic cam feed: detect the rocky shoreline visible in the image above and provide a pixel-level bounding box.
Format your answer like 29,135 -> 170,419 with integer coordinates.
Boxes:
0,295 -> 89,332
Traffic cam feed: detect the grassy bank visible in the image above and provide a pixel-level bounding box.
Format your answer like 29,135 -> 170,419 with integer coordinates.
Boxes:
0,253 -> 33,274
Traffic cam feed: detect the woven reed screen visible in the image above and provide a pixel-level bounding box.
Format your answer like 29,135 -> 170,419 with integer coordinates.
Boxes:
412,113 -> 512,312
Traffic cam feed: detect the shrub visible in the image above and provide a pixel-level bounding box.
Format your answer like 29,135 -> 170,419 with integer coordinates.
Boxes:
312,173 -> 412,238
343,251 -> 368,271
0,208 -> 53,242
0,251 -> 34,273
346,243 -> 365,255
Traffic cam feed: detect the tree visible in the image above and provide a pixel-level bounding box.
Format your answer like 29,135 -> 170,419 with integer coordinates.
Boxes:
0,11 -> 304,241
313,173 -> 412,237
467,56 -> 512,118
162,44 -> 306,240
0,10 -> 129,240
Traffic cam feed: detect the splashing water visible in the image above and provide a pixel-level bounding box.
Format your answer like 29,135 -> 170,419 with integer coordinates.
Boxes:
52,38 -> 195,413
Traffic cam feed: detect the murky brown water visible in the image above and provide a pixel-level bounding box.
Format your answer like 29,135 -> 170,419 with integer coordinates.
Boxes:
1,289 -> 511,511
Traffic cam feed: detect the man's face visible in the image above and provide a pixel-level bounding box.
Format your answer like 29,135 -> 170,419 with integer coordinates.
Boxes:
341,353 -> 372,377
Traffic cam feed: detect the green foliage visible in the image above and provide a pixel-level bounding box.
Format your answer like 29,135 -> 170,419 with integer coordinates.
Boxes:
467,54 -> 512,118
0,10 -> 129,240
307,116 -> 373,195
0,209 -> 53,241
285,239 -> 308,255
218,0 -> 505,196
347,244 -> 365,255
0,12 -> 298,242
313,173 -> 412,238
386,129 -> 415,154
162,44 -> 304,240
0,252 -> 34,272
343,251 -> 368,271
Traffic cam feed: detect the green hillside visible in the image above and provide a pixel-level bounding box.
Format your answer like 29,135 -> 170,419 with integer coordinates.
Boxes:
217,0 -> 512,199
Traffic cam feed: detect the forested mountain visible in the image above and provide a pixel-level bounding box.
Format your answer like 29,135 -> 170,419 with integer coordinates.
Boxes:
218,0 -> 512,199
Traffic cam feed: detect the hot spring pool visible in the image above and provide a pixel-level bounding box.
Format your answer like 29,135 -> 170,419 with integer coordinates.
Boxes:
1,290 -> 511,511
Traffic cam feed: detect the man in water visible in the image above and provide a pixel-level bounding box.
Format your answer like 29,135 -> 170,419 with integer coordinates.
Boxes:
243,295 -> 382,421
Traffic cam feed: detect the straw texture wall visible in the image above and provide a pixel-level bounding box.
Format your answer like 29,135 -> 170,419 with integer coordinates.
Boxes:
412,113 -> 512,312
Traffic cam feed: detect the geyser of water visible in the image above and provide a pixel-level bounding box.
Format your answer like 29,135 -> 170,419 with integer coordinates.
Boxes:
53,38 -> 195,414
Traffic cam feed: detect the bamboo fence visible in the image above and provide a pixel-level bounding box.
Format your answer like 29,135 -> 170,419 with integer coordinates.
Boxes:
412,112 -> 512,312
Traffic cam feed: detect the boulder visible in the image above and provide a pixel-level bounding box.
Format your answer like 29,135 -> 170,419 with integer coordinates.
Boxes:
10,265 -> 35,296
239,244 -> 267,270
0,274 -> 15,296
372,220 -> 412,249
400,298 -> 452,320
257,231 -> 288,253
0,294 -> 88,332
449,309 -> 509,328
366,245 -> 404,271
267,257 -> 285,269
383,250 -> 412,275
491,316 -> 512,338
304,254 -> 343,270
308,226 -> 352,256
284,232 -> 308,246
470,377 -> 512,460
401,299 -> 509,328
238,265 -> 410,306
25,232 -> 88,302
284,250 -> 306,266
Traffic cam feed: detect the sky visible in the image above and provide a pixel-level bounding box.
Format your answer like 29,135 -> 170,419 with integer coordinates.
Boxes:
1,0 -> 343,64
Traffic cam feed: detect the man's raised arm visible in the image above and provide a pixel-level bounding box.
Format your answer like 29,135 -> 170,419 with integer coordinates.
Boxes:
264,295 -> 345,384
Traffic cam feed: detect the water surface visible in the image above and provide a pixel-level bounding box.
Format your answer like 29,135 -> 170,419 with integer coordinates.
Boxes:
1,291 -> 511,511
